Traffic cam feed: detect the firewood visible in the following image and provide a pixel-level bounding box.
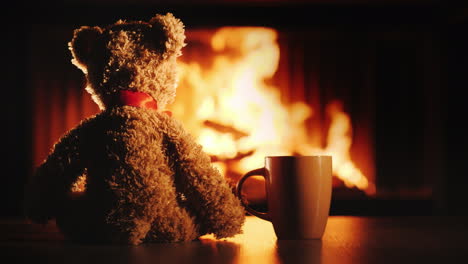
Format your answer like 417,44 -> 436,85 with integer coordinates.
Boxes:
203,120 -> 249,140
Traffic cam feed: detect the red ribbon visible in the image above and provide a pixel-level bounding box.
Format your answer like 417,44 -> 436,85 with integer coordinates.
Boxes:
116,90 -> 158,109
105,90 -> 172,116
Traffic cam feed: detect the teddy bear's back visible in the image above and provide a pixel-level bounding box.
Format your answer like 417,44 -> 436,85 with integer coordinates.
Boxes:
80,106 -> 174,189
57,106 -> 194,243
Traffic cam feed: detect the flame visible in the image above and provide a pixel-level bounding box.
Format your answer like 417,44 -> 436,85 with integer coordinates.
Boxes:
177,27 -> 375,195
323,102 -> 375,193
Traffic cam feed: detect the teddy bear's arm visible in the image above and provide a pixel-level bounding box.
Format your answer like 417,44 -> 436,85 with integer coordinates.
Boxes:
167,120 -> 245,239
24,129 -> 84,224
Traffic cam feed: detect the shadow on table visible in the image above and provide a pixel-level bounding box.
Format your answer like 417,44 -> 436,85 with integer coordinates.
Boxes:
129,238 -> 240,264
2,238 -> 241,264
275,239 -> 322,264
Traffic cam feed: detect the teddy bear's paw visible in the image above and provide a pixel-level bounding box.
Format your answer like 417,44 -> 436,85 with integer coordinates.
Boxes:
126,221 -> 152,245
204,209 -> 246,239
144,217 -> 200,243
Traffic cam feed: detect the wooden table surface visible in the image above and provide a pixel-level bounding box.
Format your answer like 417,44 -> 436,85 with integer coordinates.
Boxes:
1,216 -> 468,264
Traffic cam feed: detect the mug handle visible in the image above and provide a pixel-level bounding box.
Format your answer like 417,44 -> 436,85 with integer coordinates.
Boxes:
236,168 -> 271,221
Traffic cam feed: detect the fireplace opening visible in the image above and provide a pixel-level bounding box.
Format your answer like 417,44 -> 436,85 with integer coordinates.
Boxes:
172,27 -> 376,206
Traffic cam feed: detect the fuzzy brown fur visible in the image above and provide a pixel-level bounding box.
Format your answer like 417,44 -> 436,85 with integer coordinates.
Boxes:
24,13 -> 245,245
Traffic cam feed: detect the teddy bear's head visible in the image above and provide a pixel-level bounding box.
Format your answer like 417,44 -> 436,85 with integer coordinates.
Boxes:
69,13 -> 185,110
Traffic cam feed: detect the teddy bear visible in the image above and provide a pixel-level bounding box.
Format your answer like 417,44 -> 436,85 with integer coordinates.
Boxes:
24,13 -> 245,245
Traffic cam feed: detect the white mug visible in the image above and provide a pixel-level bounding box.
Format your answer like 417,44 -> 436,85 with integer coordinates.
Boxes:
236,156 -> 332,239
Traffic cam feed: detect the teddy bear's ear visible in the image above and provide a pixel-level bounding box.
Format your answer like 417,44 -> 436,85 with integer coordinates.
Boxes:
149,13 -> 186,57
69,26 -> 102,71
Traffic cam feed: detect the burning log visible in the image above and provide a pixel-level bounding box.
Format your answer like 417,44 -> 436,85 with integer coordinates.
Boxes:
203,120 -> 249,140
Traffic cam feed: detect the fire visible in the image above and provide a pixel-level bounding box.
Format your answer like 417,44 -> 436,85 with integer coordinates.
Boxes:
323,102 -> 374,193
172,27 -> 375,195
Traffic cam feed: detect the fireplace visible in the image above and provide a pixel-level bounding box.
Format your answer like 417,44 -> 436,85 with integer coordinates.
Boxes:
171,27 -> 376,204
15,1 -> 451,216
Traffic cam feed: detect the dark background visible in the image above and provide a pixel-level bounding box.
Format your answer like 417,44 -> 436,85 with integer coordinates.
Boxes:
2,0 -> 467,217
